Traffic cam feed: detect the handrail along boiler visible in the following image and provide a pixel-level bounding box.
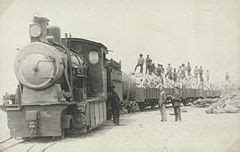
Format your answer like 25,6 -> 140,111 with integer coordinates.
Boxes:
1,16 -> 122,138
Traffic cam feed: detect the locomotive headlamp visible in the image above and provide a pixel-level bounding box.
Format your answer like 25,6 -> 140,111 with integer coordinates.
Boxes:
88,50 -> 99,64
29,24 -> 42,37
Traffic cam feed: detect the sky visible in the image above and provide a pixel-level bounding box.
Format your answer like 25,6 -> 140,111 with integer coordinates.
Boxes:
0,0 -> 240,95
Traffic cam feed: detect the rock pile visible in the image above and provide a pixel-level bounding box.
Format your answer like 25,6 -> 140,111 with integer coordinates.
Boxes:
129,73 -> 162,88
191,98 -> 218,108
205,91 -> 240,114
129,72 -> 220,90
121,100 -> 139,113
182,76 -> 197,88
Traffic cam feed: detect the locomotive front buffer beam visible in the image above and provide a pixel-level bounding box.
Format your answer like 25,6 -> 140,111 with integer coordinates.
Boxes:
2,103 -> 69,138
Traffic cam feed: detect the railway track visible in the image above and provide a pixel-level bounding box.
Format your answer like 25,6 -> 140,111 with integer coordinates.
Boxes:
0,137 -> 28,151
0,137 -> 61,152
40,140 -> 60,152
25,138 -> 61,152
25,142 -> 37,152
0,137 -> 12,144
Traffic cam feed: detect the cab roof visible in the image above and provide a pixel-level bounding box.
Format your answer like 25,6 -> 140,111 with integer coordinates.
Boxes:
61,38 -> 107,50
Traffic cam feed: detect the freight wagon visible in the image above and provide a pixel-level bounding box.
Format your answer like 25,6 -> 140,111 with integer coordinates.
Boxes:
131,87 -> 221,111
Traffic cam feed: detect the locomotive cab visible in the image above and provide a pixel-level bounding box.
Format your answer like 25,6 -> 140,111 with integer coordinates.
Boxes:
62,38 -> 123,121
62,38 -> 109,99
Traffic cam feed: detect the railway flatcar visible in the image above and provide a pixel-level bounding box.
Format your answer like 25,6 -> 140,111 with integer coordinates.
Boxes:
0,16 -> 122,138
182,88 -> 195,99
134,87 -> 175,110
123,84 -> 222,110
134,87 -> 160,110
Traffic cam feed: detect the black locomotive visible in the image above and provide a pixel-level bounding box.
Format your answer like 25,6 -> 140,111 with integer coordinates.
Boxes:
1,16 -> 122,138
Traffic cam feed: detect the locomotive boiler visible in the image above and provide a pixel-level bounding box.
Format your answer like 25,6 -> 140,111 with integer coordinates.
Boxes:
1,16 -> 122,138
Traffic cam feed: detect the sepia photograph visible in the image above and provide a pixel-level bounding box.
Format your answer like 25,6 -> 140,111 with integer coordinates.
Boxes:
0,0 -> 240,151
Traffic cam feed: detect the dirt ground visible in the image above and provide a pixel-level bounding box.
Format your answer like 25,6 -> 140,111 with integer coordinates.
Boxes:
0,106 -> 240,152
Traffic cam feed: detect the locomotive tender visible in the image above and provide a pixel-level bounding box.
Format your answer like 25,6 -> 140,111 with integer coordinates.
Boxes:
1,16 -> 122,138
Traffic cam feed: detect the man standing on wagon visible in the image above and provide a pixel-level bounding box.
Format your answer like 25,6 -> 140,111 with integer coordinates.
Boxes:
156,64 -> 164,83
199,66 -> 204,82
187,62 -> 191,76
134,53 -> 144,73
159,86 -> 167,121
166,64 -> 173,80
145,55 -> 152,75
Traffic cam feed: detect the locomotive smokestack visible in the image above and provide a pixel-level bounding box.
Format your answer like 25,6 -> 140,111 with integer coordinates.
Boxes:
29,16 -> 49,43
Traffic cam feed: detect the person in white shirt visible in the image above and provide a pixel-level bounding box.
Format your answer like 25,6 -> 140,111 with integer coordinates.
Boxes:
194,66 -> 198,78
159,86 -> 167,121
145,55 -> 152,74
187,62 -> 191,76
134,53 -> 144,73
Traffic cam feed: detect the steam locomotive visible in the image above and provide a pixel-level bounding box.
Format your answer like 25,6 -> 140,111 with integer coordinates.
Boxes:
1,16 -> 122,138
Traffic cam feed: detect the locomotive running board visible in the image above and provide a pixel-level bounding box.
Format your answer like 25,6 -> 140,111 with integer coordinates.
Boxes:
0,105 -> 22,111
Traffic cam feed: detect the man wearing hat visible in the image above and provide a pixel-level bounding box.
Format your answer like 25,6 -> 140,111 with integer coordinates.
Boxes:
159,86 -> 167,121
172,86 -> 182,121
110,86 -> 120,125
134,53 -> 144,73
